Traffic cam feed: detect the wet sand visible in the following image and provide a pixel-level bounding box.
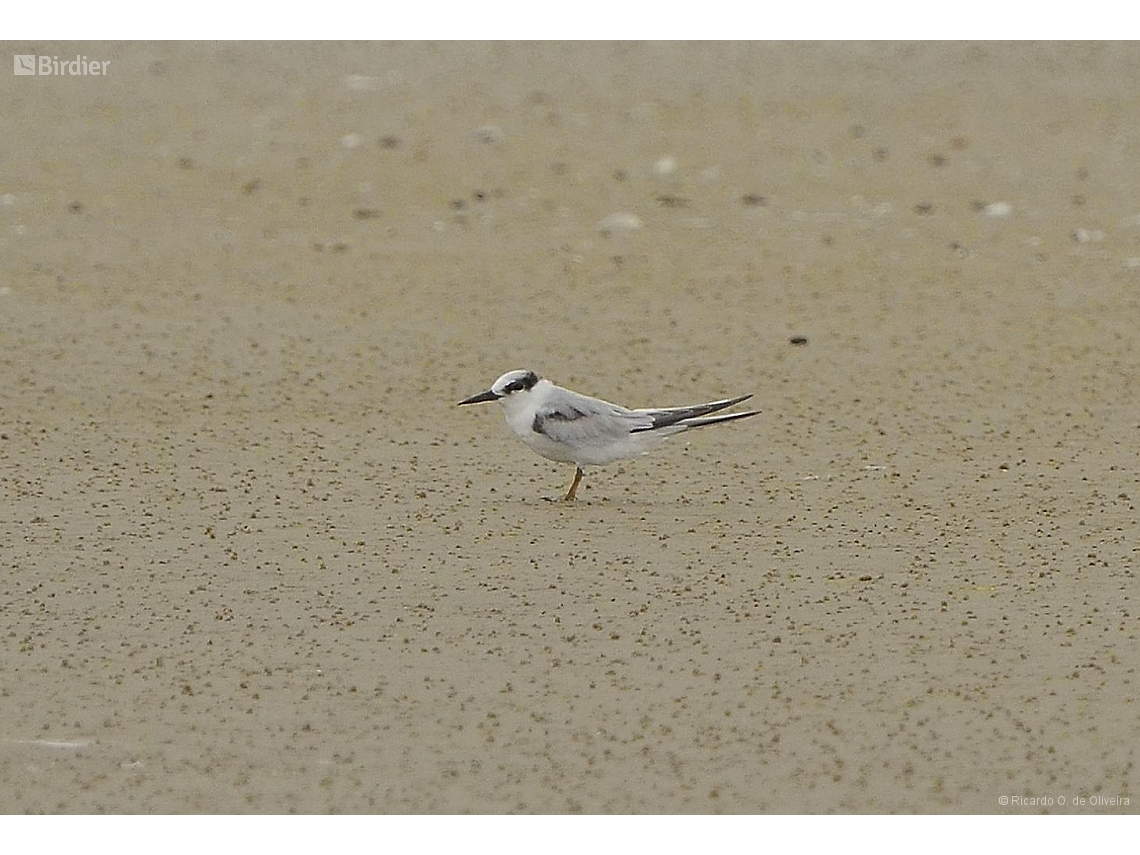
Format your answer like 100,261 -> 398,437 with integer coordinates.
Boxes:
1,42 -> 1137,813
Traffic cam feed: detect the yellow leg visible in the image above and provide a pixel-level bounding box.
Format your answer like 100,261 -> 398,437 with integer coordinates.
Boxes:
563,466 -> 584,501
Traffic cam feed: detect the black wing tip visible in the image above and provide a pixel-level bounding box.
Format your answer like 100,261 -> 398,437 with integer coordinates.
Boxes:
711,408 -> 761,421
682,408 -> 762,429
726,408 -> 761,421
702,393 -> 753,412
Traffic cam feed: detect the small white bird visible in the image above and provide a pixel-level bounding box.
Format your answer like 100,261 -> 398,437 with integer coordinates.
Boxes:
458,369 -> 760,501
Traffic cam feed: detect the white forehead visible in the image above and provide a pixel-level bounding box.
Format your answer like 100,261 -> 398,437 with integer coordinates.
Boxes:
491,369 -> 540,396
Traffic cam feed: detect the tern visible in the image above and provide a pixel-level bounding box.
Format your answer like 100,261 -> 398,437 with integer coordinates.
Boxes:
458,369 -> 759,500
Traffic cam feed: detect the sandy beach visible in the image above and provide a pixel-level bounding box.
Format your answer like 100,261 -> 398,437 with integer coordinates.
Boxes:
1,41 -> 1137,813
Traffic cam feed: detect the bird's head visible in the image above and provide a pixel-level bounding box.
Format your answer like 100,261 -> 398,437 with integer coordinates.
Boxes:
457,369 -> 541,407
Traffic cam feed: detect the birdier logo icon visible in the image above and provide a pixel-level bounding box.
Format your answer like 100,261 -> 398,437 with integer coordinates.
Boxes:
12,55 -> 110,76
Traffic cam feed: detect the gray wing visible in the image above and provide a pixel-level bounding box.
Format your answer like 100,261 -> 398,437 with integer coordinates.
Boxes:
531,390 -> 651,444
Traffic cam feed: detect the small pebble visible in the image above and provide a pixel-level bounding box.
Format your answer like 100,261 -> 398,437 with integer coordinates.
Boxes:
1072,228 -> 1104,243
789,335 -> 808,346
341,133 -> 363,150
653,155 -> 677,176
474,125 -> 504,145
984,201 -> 1013,218
596,212 -> 642,235
344,75 -> 380,91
